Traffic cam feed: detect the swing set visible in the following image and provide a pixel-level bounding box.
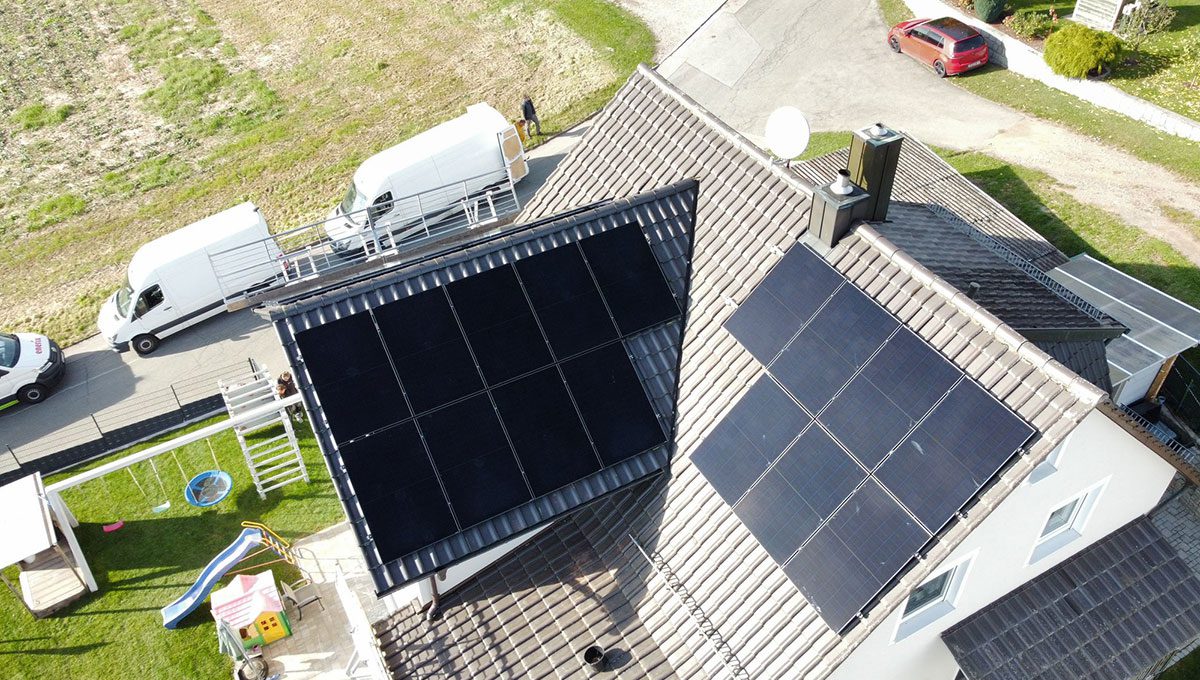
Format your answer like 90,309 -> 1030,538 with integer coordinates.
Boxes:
98,436 -> 238,532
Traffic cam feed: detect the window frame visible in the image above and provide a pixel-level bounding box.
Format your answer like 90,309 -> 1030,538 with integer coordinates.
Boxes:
134,284 -> 165,319
892,552 -> 976,643
1028,478 -> 1108,565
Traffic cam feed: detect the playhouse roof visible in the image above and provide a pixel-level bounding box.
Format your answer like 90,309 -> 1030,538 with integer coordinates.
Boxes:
211,572 -> 283,628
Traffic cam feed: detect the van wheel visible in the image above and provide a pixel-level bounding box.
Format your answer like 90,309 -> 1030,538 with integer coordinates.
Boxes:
132,334 -> 160,356
17,383 -> 48,404
934,61 -> 947,78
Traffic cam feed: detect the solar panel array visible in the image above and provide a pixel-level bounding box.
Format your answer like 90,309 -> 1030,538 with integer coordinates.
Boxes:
694,244 -> 1034,632
295,223 -> 681,563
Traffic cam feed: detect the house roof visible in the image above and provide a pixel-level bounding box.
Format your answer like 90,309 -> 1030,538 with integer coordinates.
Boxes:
794,147 -> 1125,393
211,572 -> 284,628
480,65 -> 1101,679
1049,254 -> 1200,386
794,142 -> 1068,272
942,517 -> 1200,680
271,182 -> 696,594
374,479 -> 689,679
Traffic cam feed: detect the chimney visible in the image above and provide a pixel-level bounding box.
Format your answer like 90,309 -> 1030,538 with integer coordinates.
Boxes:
808,169 -> 871,249
848,123 -> 904,222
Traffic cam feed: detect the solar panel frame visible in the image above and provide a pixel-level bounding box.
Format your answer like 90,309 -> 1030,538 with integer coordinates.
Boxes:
447,265 -> 554,386
514,244 -> 619,359
561,342 -> 668,466
578,222 -> 681,336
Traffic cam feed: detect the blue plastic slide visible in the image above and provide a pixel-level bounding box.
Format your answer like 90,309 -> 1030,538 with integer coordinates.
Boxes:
160,527 -> 263,629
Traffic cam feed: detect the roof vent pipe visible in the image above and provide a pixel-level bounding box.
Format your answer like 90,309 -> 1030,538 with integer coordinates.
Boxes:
831,169 -> 854,196
968,282 -> 981,299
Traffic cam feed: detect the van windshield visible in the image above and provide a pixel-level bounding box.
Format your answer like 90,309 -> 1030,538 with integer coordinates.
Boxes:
0,333 -> 18,368
115,275 -> 135,318
340,182 -> 369,218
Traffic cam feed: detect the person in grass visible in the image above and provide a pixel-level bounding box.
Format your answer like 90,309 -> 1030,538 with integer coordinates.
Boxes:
521,94 -> 541,136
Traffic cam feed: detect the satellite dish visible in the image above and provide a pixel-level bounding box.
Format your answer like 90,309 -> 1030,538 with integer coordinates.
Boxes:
765,107 -> 811,160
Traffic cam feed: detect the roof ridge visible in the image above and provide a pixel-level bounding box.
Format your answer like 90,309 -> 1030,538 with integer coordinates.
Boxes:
635,65 -> 815,199
852,223 -> 1106,408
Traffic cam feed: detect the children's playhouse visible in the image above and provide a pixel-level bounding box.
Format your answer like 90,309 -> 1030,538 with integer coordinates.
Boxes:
211,571 -> 292,648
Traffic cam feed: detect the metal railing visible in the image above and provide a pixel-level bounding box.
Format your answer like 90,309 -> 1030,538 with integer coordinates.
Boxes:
1118,402 -> 1200,473
209,169 -> 520,303
1163,356 -> 1200,438
0,359 -> 255,485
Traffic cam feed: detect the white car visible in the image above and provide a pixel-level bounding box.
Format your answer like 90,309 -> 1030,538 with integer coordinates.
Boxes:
0,332 -> 66,404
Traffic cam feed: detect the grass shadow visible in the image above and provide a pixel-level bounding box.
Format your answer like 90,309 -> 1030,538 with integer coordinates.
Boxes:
0,642 -> 107,656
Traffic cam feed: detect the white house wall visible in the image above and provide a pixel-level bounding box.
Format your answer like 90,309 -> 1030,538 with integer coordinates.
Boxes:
829,409 -> 1177,680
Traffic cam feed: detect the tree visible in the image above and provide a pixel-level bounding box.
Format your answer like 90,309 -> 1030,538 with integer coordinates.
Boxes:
1117,0 -> 1178,57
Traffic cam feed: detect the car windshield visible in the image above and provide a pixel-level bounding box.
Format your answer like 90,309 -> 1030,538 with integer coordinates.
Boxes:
0,333 -> 18,368
339,181 -> 369,219
114,275 -> 135,318
954,35 -> 985,54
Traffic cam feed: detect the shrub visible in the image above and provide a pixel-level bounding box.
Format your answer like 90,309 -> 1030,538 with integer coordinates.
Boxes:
975,0 -> 1005,23
1117,0 -> 1177,56
1005,8 -> 1057,40
1044,23 -> 1123,78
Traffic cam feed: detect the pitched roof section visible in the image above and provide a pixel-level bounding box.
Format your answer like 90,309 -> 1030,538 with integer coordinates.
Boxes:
795,142 -> 1069,272
271,182 -> 697,594
373,481 -> 685,680
507,66 -> 1106,679
1035,339 -> 1115,394
942,517 -> 1200,680
1050,254 -> 1200,389
872,203 -> 1123,340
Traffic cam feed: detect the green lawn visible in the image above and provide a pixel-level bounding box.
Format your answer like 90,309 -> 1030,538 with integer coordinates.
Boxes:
0,417 -> 343,680
875,0 -> 1200,183
1109,0 -> 1200,121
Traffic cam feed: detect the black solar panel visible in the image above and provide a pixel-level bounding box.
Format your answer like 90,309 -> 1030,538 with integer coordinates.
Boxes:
690,377 -> 809,504
561,343 -> 667,466
492,367 -> 600,496
294,313 -> 409,443
695,241 -> 1037,632
447,265 -> 552,385
579,223 -> 680,335
515,245 -> 617,358
294,221 -> 685,568
374,288 -> 483,414
788,480 -> 928,631
724,245 -> 843,364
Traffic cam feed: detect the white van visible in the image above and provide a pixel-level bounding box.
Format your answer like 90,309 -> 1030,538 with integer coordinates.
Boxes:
0,332 -> 65,404
325,103 -> 527,253
98,202 -> 278,355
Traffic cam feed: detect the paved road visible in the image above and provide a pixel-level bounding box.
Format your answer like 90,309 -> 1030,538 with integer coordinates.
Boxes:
644,0 -> 1200,265
0,125 -> 589,457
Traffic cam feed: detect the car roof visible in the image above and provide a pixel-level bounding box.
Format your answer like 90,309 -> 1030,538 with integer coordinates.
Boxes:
924,17 -> 980,41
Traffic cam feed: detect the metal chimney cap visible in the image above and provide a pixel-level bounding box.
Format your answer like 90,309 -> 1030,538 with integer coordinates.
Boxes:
830,169 -> 854,195
869,122 -> 890,138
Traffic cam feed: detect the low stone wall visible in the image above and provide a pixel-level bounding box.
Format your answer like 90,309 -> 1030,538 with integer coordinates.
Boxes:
901,0 -> 1200,142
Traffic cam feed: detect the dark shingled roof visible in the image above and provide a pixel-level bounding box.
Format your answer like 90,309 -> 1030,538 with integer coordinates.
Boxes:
1036,339 -> 1115,395
795,143 -> 1068,272
875,203 -> 1123,340
942,517 -> 1200,680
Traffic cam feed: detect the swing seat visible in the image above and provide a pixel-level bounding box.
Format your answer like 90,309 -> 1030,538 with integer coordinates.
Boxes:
103,521 -> 125,533
152,501 -> 172,514
186,470 -> 233,508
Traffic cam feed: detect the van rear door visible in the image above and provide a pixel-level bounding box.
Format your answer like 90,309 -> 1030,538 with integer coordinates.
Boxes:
499,126 -> 527,183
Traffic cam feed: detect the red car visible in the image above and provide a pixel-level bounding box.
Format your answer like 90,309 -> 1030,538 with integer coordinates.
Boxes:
888,17 -> 989,77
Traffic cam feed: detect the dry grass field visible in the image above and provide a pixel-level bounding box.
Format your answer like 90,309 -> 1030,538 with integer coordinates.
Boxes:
0,0 -> 652,344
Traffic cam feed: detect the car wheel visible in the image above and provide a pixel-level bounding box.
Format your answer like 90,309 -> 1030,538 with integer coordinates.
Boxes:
17,383 -> 48,404
889,36 -> 901,52
934,61 -> 947,78
132,334 -> 160,356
